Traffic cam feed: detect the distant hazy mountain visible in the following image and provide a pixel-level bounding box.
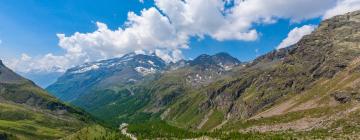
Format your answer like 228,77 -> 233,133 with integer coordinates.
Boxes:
19,72 -> 63,88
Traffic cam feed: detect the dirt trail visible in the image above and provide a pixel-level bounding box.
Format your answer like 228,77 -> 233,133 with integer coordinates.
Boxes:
119,123 -> 137,140
197,110 -> 213,129
211,120 -> 228,131
251,99 -> 296,119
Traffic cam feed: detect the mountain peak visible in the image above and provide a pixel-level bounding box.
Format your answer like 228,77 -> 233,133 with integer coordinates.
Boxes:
190,52 -> 240,70
214,52 -> 232,57
66,53 -> 165,75
0,61 -> 28,84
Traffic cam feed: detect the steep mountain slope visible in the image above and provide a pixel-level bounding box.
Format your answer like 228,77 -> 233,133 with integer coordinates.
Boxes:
0,60 -> 96,139
124,11 -> 360,139
190,10 -> 360,135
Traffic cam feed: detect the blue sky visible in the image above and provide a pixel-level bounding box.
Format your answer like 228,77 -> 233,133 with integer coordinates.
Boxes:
0,0 -> 152,58
0,0 -> 321,61
0,0 -> 357,87
183,18 -> 321,61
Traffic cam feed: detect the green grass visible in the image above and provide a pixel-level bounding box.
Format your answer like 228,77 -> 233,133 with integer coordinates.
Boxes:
224,105 -> 349,131
128,121 -> 201,139
201,110 -> 224,131
0,101 -> 132,140
126,119 -> 360,139
64,125 -> 130,140
166,91 -> 208,129
84,89 -> 153,125
126,120 -> 304,140
0,102 -> 87,139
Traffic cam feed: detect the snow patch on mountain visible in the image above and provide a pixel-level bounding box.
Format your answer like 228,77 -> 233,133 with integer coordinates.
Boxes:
218,62 -> 236,71
72,64 -> 100,74
135,67 -> 156,76
148,60 -> 155,66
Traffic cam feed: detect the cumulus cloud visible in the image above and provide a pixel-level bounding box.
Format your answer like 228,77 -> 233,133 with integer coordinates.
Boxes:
323,0 -> 360,19
57,8 -> 188,62
10,0 -> 355,74
154,0 -> 336,41
9,8 -> 187,73
8,53 -> 70,73
277,25 -> 317,49
212,0 -> 335,40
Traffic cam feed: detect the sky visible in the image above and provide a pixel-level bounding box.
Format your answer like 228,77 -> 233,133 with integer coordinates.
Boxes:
0,0 -> 360,87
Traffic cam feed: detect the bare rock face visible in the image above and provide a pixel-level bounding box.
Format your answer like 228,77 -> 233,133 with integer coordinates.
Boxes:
331,88 -> 360,104
331,91 -> 353,103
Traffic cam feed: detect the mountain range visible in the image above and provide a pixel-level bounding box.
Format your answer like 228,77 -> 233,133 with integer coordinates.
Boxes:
1,10 -> 360,139
47,10 -> 360,139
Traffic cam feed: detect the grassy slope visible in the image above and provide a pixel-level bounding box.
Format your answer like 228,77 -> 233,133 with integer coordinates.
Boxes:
0,80 -> 95,139
0,102 -> 86,139
121,66 -> 360,139
221,59 -> 360,139
121,12 -> 360,140
64,125 -> 130,140
0,63 -> 98,139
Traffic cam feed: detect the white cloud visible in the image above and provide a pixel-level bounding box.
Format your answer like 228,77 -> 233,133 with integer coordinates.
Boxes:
0,40 -> 2,45
154,0 -> 336,41
9,8 -> 188,73
155,49 -> 183,63
154,0 -> 259,41
323,0 -> 360,19
7,53 -> 68,73
57,8 -> 188,60
213,0 -> 335,40
277,25 -> 317,49
10,0 -> 355,74
20,53 -> 31,61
